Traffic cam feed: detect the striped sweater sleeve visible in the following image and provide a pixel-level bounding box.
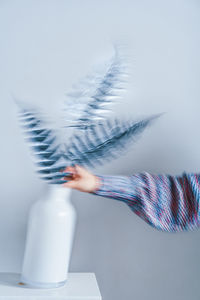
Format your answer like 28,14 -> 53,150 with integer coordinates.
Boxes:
91,171 -> 200,232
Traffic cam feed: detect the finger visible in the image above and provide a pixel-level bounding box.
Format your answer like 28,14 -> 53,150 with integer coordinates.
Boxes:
62,166 -> 73,172
63,174 -> 74,180
62,166 -> 76,176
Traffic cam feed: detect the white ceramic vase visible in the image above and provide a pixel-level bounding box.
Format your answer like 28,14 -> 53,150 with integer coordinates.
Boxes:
20,185 -> 76,288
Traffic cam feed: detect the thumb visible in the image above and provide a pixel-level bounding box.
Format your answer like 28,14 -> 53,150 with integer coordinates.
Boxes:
63,179 -> 79,189
74,164 -> 87,177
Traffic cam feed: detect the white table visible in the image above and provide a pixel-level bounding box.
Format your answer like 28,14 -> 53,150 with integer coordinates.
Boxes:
0,272 -> 102,300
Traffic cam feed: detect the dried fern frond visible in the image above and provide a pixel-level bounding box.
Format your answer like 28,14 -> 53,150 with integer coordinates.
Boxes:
63,113 -> 163,168
17,104 -> 69,184
64,44 -> 128,129
14,44 -> 165,186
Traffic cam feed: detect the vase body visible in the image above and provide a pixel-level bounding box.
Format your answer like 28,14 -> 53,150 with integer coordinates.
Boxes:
20,186 -> 76,288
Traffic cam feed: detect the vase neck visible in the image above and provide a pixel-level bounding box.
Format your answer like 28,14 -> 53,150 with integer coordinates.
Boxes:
47,185 -> 72,201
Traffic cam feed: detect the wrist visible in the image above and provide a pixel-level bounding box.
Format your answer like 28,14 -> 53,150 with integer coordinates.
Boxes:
89,175 -> 102,193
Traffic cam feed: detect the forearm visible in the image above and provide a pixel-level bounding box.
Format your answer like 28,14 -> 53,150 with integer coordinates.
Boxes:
92,171 -> 200,232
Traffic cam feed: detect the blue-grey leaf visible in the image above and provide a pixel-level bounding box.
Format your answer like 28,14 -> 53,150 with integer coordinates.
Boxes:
64,113 -> 163,168
16,103 -> 65,185
64,44 -> 128,129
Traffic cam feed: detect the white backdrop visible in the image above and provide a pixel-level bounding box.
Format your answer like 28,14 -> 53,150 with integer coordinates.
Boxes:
0,0 -> 200,299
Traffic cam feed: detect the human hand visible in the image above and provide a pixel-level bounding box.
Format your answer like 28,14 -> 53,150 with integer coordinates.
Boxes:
61,164 -> 101,193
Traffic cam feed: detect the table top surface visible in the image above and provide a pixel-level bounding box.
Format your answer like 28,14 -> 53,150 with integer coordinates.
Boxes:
0,272 -> 101,299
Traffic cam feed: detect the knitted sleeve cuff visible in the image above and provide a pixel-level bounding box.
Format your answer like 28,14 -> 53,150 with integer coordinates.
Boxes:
90,174 -> 139,203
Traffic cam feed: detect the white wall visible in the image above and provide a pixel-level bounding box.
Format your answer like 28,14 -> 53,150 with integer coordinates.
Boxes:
0,0 -> 200,299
